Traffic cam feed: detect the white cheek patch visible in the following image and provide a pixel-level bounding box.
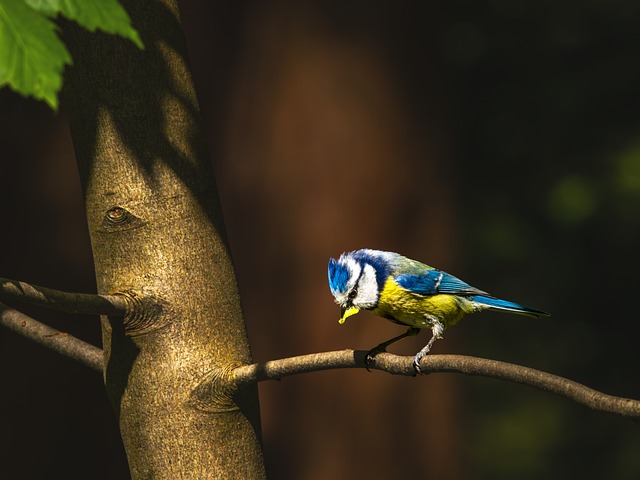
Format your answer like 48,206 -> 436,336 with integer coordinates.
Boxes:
354,263 -> 378,308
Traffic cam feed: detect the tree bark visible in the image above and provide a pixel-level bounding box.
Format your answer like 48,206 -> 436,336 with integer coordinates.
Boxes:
62,0 -> 265,477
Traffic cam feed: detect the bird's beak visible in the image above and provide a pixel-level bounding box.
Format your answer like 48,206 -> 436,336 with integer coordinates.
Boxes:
339,306 -> 360,324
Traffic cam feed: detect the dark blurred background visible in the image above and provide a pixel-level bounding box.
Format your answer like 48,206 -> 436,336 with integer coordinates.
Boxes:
2,1 -> 640,478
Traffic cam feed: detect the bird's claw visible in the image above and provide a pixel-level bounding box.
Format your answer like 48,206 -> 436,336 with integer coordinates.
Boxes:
413,355 -> 423,375
365,353 -> 375,372
413,349 -> 429,375
412,323 -> 441,374
364,347 -> 385,372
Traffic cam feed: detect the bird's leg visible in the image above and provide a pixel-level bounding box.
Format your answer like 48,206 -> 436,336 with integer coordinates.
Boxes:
413,319 -> 445,374
365,327 -> 420,370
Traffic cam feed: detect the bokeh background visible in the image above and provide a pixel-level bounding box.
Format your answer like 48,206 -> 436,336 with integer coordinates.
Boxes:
2,1 -> 640,478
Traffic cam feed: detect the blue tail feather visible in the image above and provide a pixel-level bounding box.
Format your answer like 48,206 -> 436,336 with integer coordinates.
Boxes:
471,295 -> 549,317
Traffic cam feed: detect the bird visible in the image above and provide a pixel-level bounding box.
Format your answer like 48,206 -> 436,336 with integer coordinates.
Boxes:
327,249 -> 549,373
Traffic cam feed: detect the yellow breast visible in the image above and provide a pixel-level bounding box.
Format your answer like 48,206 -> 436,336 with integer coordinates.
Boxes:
373,277 -> 466,328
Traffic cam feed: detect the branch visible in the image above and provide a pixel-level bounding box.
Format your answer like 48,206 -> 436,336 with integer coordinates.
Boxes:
4,275 -> 637,419
0,302 -> 103,372
0,277 -> 128,316
232,350 -> 640,419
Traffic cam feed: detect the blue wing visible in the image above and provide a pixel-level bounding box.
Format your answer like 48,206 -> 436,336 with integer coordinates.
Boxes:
395,270 -> 488,297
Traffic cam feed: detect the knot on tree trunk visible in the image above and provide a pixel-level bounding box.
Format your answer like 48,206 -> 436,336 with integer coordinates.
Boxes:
188,362 -> 249,413
112,289 -> 167,335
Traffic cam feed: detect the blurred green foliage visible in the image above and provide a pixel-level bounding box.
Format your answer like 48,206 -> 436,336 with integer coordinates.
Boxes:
438,1 -> 640,478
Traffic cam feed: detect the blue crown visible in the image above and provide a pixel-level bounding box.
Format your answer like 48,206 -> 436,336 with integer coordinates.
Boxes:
328,258 -> 350,295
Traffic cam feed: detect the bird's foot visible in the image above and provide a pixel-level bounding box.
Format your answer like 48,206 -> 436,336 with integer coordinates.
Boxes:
364,345 -> 386,371
413,348 -> 428,374
412,319 -> 445,374
365,327 -> 421,372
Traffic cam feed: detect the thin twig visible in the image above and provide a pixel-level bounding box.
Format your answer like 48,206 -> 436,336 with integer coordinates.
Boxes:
0,302 -> 103,372
232,350 -> 640,419
0,277 -> 128,316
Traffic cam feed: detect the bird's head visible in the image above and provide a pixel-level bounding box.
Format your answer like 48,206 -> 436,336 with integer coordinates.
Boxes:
328,250 -> 381,324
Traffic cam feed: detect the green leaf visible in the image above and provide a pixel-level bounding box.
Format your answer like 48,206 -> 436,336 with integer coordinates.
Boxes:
58,0 -> 144,49
22,0 -> 60,17
24,0 -> 143,49
0,0 -> 72,109
0,0 -> 142,109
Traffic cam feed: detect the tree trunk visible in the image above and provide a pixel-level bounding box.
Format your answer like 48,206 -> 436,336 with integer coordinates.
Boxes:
63,0 -> 265,477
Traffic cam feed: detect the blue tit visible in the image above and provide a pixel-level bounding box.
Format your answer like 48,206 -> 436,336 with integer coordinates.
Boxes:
327,249 -> 549,373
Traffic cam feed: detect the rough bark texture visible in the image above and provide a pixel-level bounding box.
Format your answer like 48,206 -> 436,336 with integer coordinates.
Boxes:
63,1 -> 265,478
